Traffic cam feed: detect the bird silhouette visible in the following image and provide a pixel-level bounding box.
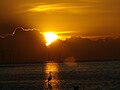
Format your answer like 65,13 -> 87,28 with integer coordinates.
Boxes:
48,71 -> 52,83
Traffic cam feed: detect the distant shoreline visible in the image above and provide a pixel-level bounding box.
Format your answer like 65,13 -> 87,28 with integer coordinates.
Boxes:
0,59 -> 120,67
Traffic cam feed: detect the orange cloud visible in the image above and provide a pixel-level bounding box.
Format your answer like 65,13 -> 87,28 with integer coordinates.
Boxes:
27,3 -> 91,14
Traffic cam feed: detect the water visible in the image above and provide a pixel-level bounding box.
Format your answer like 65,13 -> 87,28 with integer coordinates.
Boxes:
0,61 -> 120,90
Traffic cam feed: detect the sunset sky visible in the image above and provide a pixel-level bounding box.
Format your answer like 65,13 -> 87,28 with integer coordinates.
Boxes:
0,0 -> 120,39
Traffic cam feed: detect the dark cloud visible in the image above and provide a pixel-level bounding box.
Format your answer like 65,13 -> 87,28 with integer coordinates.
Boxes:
49,36 -> 120,61
0,28 -> 120,63
0,28 -> 47,63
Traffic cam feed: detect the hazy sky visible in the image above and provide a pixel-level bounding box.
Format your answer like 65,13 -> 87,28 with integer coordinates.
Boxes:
0,0 -> 120,38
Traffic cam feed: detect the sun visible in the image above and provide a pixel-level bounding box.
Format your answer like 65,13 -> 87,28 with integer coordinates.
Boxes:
44,32 -> 58,46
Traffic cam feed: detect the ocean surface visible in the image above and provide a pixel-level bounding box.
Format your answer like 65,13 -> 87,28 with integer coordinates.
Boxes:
0,61 -> 120,90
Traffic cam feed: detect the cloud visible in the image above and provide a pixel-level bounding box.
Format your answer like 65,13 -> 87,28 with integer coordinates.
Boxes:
46,35 -> 120,62
13,0 -> 120,14
0,27 -> 47,63
13,3 -> 92,14
1,0 -> 120,15
27,3 -> 89,14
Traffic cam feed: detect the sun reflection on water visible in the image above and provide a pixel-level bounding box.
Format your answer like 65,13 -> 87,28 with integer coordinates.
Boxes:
44,63 -> 60,90
45,63 -> 58,72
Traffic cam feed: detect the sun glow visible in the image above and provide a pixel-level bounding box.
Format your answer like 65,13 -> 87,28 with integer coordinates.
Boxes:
44,32 -> 58,46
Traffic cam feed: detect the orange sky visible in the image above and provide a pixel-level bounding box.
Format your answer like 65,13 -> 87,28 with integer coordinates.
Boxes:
0,0 -> 120,39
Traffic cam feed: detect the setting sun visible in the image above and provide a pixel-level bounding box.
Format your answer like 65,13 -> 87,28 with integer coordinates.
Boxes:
44,32 -> 58,46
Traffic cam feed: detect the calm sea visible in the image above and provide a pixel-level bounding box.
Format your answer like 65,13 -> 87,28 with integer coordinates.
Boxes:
0,61 -> 120,90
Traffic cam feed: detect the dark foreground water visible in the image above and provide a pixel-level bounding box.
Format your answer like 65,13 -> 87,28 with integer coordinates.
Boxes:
0,61 -> 120,90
